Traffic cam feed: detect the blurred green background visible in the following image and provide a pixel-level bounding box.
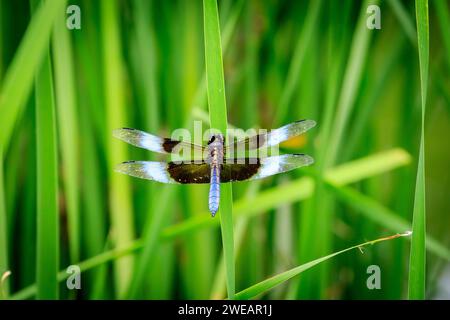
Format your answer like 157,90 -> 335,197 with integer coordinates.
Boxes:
0,0 -> 449,300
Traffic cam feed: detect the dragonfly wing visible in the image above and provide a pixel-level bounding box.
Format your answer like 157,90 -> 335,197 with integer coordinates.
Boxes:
115,160 -> 210,184
166,161 -> 210,184
115,161 -> 176,183
220,158 -> 261,182
265,119 -> 316,147
220,154 -> 314,182
225,119 -> 316,152
113,128 -> 206,155
251,154 -> 313,180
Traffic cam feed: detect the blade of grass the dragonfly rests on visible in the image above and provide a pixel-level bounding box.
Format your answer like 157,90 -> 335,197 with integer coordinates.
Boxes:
203,0 -> 235,299
191,0 -> 243,112
210,182 -> 261,299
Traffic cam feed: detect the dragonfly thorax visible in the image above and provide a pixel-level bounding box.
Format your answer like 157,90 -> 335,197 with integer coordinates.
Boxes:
207,134 -> 224,166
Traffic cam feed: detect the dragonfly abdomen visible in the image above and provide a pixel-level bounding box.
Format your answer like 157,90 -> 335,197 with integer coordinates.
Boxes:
209,165 -> 220,216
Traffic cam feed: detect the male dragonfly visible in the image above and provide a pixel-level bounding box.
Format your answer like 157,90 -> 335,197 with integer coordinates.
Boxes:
113,120 -> 316,217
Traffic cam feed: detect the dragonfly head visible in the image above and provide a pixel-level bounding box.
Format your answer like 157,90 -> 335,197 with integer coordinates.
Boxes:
207,133 -> 224,146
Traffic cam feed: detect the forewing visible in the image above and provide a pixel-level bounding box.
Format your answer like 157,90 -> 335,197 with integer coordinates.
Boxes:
225,120 -> 316,152
113,128 -> 205,155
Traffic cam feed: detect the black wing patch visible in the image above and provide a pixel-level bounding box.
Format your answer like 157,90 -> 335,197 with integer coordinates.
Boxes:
166,159 -> 262,184
167,161 -> 211,184
220,158 -> 261,182
116,156 -> 314,184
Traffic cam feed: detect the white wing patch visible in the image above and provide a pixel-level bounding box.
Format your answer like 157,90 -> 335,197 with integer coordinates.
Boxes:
267,120 -> 316,147
252,154 -> 314,180
113,128 -> 165,153
115,161 -> 175,183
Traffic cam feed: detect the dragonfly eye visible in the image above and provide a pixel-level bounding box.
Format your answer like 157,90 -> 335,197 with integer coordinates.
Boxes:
208,135 -> 216,145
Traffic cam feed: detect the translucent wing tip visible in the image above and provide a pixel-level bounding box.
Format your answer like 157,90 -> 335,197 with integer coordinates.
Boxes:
114,160 -> 135,174
112,127 -> 134,139
296,119 -> 317,130
292,153 -> 315,166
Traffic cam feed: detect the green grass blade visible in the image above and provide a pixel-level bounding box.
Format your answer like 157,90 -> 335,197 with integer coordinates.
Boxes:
0,148 -> 9,298
127,185 -> 176,298
101,0 -> 136,297
203,0 -> 235,299
235,232 -> 412,299
408,0 -> 428,300
13,210 -> 449,301
326,0 -> 378,166
130,0 -> 177,299
79,101 -> 108,299
388,0 -> 416,44
33,1 -> 59,298
52,12 -> 80,264
243,0 -> 258,128
292,1 -> 371,296
203,0 -> 231,134
0,1 -> 2,80
73,3 -> 106,143
162,149 -> 411,239
324,183 -> 450,262
19,115 -> 37,289
74,4 -> 108,298
7,194 -> 174,299
4,129 -> 22,234
10,240 -> 144,300
291,3 -> 349,297
343,34 -> 405,160
0,0 -> 66,152
133,0 -> 160,132
4,0 -> 446,301
191,0 -> 243,111
434,0 -> 450,71
15,175 -> 450,300
210,182 -> 261,299
273,0 -> 322,125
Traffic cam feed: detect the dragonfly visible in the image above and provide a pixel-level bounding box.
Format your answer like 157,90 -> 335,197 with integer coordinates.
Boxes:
113,120 -> 316,217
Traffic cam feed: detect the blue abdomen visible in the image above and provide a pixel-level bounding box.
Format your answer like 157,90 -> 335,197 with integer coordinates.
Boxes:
209,166 -> 220,216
